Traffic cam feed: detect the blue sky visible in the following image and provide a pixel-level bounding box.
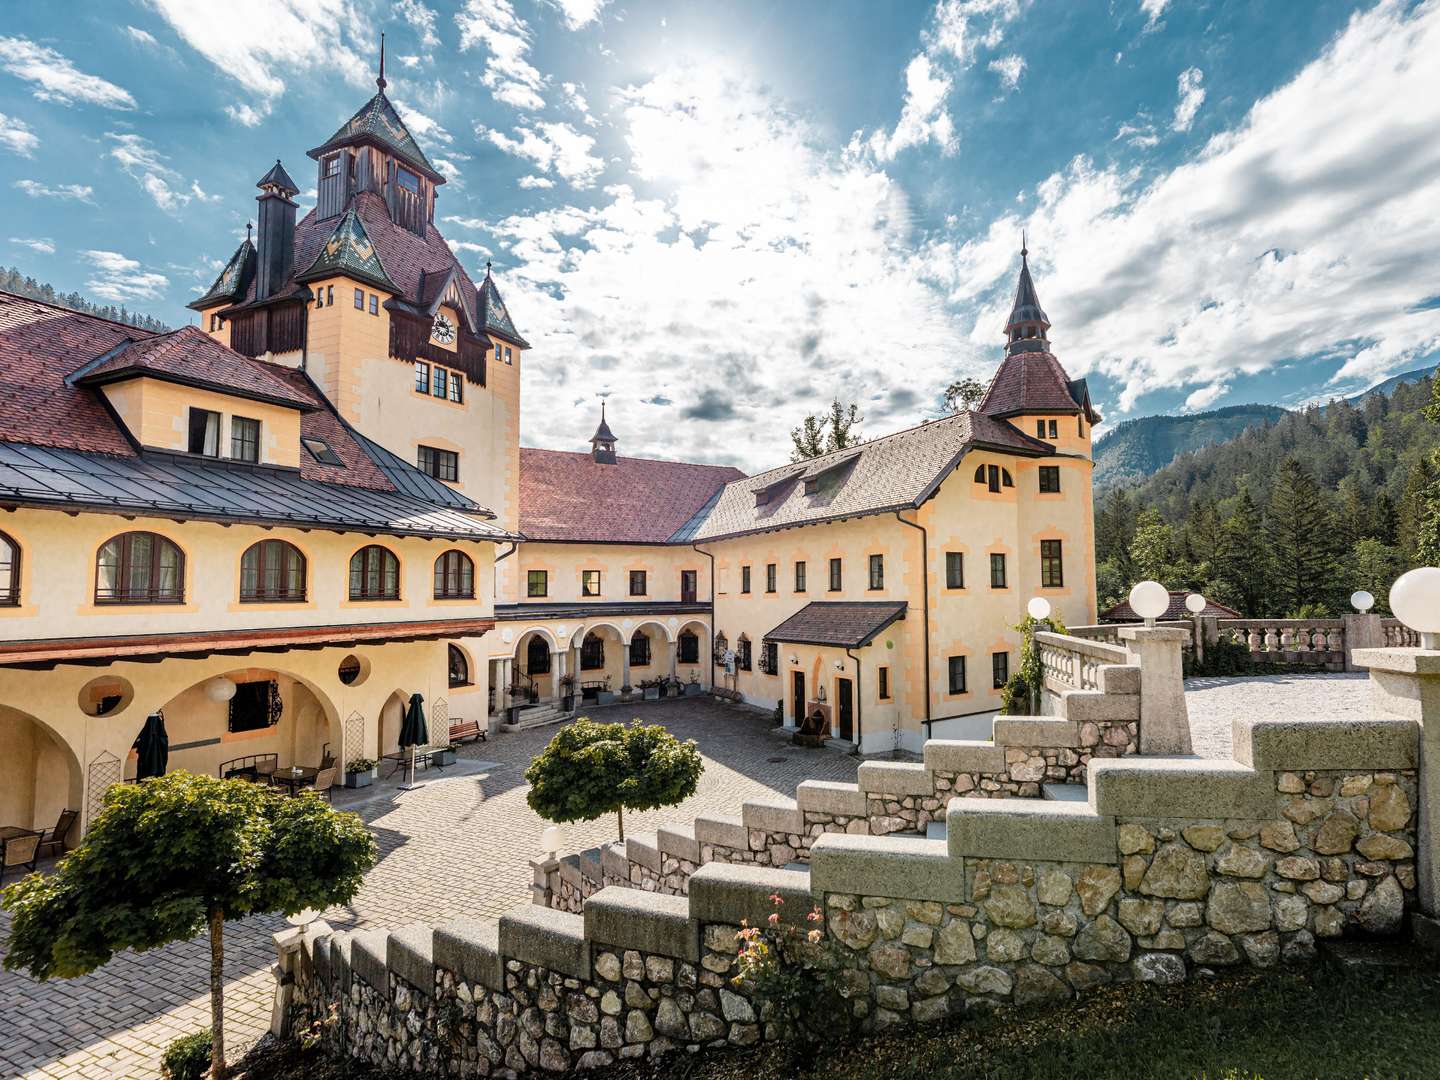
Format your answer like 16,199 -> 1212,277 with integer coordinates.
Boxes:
2,0 -> 1438,470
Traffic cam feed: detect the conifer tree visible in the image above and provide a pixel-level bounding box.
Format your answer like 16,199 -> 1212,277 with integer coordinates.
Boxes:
1267,457 -> 1339,614
1213,486 -> 1270,616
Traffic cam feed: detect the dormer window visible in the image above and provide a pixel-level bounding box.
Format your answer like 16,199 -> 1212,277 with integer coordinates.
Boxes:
321,154 -> 340,180
302,436 -> 343,465
188,408 -> 220,457
231,417 -> 261,463
396,166 -> 420,193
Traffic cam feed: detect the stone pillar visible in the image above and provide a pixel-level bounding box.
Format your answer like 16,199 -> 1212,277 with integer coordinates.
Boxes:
530,855 -> 560,907
554,649 -> 568,705
621,642 -> 632,691
1118,626 -> 1192,755
1352,646 -> 1440,928
668,639 -> 678,679
550,650 -> 563,701
1344,613 -> 1385,672
271,920 -> 332,1038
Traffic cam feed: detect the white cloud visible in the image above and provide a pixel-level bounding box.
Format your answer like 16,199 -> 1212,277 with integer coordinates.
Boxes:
443,215 -> 489,229
106,132 -> 204,213
481,121 -> 604,186
1183,381 -> 1227,411
1114,120 -> 1160,148
868,54 -> 956,161
450,240 -> 493,257
1140,0 -> 1169,31
396,0 -> 441,48
82,249 -> 169,302
394,102 -> 453,146
988,53 -> 1026,92
1172,66 -> 1205,132
0,36 -> 136,108
929,0 -> 1021,64
13,179 -> 93,201
518,175 -> 555,189
125,26 -> 159,47
546,0 -> 610,30
9,237 -> 55,255
0,112 -> 39,156
925,0 -> 1440,410
456,0 -> 548,111
226,102 -> 267,126
561,81 -> 597,126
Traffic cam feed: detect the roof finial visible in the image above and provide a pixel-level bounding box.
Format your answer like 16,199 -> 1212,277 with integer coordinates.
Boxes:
377,32 -> 387,91
485,258 -> 492,277
1021,229 -> 1027,260
245,221 -> 253,243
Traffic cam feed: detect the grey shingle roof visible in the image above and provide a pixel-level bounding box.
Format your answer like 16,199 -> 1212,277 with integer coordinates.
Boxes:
690,412 -> 1050,541
766,601 -> 908,648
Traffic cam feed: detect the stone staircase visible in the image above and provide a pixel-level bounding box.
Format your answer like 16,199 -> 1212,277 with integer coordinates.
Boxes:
502,701 -> 571,732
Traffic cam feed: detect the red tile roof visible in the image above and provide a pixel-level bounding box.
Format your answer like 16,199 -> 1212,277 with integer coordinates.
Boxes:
978,350 -> 1083,418
75,325 -> 316,410
520,448 -> 745,543
1100,592 -> 1242,623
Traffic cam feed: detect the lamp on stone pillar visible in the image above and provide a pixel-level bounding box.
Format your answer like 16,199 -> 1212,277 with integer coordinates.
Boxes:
1118,582 -> 1192,755
1129,580 -> 1170,627
1391,568 -> 1440,651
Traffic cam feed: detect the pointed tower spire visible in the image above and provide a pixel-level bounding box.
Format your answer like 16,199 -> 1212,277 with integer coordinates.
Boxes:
377,32 -> 387,92
1004,238 -> 1050,356
590,402 -> 618,464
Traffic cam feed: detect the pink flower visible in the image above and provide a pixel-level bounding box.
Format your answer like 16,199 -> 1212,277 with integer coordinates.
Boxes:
768,912 -> 780,926
807,930 -> 823,943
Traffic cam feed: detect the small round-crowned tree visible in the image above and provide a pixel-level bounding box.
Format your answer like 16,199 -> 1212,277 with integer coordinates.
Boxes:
2,772 -> 376,1080
525,718 -> 703,840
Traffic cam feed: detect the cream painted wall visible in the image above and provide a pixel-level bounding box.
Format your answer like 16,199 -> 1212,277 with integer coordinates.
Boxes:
510,543 -> 709,606
101,377 -> 302,468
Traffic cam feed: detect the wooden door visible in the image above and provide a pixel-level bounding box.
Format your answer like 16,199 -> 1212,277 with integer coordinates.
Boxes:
837,678 -> 853,741
791,671 -> 806,726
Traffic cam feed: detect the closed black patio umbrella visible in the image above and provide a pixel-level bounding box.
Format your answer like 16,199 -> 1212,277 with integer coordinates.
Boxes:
398,693 -> 428,790
134,713 -> 169,780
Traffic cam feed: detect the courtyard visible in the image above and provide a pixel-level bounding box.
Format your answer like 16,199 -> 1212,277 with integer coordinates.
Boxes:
0,674 -> 1375,1080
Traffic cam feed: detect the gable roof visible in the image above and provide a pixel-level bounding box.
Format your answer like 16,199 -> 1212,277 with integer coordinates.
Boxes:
71,325 -> 317,410
520,448 -> 744,543
189,238 -> 256,311
690,411 -> 1051,541
308,90 -> 442,183
296,207 -> 398,293
766,601 -> 908,648
978,350 -> 1088,419
1100,592 -> 1242,623
479,268 -> 529,347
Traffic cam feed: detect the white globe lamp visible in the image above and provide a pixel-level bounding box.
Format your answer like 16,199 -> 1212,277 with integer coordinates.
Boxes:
541,825 -> 564,857
1027,597 -> 1051,621
1389,568 -> 1440,650
1184,593 -> 1207,615
285,907 -> 320,927
1129,580 -> 1170,627
204,676 -> 237,703
1350,590 -> 1375,614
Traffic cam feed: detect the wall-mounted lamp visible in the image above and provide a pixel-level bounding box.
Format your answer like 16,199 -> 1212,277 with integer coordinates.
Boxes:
816,685 -> 827,703
789,655 -> 799,665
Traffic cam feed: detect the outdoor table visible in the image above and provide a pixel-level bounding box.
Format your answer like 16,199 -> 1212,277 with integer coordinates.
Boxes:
270,766 -> 318,794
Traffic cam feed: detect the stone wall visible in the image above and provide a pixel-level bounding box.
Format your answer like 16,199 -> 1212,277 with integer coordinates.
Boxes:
280,712 -> 1426,1076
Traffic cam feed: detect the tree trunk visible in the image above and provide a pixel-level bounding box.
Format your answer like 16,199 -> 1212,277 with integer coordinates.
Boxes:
208,906 -> 226,1080
616,806 -> 624,842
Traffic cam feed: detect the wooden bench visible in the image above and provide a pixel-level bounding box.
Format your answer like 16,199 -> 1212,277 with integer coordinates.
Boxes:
448,719 -> 486,744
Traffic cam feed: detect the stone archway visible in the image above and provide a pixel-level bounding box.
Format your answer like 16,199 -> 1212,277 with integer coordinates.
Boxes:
378,689 -> 410,760
676,620 -> 710,687
0,704 -> 83,835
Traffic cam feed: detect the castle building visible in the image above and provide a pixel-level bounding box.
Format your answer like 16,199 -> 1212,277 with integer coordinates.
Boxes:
0,72 -> 1096,841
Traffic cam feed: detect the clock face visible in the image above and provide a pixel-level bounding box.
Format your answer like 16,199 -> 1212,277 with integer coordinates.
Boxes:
431,313 -> 455,344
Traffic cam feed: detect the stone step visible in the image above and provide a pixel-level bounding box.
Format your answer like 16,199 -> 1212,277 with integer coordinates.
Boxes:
624,831 -> 660,874
924,820 -> 947,841
1042,783 -> 1088,803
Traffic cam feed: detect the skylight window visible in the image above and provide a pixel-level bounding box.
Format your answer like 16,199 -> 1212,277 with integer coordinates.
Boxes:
301,437 -> 343,466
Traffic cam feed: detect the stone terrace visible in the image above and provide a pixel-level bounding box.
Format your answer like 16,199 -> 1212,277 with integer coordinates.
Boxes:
1185,673 -> 1371,759
0,699 -> 859,1080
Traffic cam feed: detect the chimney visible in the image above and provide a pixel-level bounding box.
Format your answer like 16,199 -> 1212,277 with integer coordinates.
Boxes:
254,159 -> 299,301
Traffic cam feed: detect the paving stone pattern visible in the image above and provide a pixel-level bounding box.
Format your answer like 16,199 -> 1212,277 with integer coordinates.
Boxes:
0,700 -> 859,1080
1185,673 -> 1370,759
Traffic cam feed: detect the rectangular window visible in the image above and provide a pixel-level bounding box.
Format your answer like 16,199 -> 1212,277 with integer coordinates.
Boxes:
417,445 -> 458,482
210,313 -> 221,331
828,557 -> 842,591
629,570 -> 646,596
414,361 -> 430,394
629,634 -> 651,667
990,553 -> 1007,589
1036,420 -> 1045,438
741,565 -> 751,594
992,651 -> 1009,689
1048,419 -> 1058,438
1039,466 -> 1061,493
681,569 -> 697,602
1041,539 -> 1064,587
448,370 -> 463,403
766,563 -> 776,593
762,640 -> 778,676
353,287 -> 364,309
878,666 -> 890,700
326,285 -> 333,306
868,554 -> 884,590
369,294 -> 379,315
505,346 -> 513,364
301,436 -> 343,465
187,408 -> 220,456
737,637 -> 752,671
230,416 -> 260,463
321,154 -> 340,179
396,166 -> 421,193
527,570 -> 548,597
987,463 -> 1001,493
432,365 -> 448,398
948,655 -> 967,694
945,551 -> 964,589
582,570 -> 601,597
794,561 -> 806,592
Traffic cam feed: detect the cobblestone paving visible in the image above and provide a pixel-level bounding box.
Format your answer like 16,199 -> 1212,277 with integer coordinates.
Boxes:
0,699 -> 860,1080
1185,672 -> 1371,759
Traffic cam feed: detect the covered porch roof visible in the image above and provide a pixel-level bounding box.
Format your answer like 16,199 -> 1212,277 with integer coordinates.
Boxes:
765,601 -> 907,649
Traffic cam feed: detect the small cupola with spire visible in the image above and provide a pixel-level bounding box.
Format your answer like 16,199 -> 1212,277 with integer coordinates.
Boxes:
590,403 -> 618,464
1004,234 -> 1051,355
254,159 -> 299,301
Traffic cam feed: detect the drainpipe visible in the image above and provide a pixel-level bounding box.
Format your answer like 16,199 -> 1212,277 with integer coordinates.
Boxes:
691,543 -> 715,688
844,646 -> 863,757
894,511 -> 932,741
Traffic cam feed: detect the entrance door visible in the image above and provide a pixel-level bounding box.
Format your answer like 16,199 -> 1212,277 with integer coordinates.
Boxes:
791,671 -> 806,726
836,677 -> 854,742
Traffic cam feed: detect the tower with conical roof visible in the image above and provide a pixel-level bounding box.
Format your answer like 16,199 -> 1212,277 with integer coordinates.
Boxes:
590,403 -> 618,464
1004,236 -> 1051,354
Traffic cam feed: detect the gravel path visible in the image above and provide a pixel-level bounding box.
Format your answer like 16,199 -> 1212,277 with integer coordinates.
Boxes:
1185,672 -> 1372,759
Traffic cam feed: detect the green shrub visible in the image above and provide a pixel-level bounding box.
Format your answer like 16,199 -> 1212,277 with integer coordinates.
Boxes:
161,1030 -> 212,1080
1000,673 -> 1030,715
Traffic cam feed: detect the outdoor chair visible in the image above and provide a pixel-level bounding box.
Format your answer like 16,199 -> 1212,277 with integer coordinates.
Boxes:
311,767 -> 336,802
1,830 -> 43,878
255,759 -> 278,783
37,808 -> 79,858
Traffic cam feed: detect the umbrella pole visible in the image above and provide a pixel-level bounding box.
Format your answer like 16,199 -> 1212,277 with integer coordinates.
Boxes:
400,743 -> 425,792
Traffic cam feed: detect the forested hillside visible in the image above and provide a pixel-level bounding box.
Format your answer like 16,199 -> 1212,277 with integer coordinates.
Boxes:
0,266 -> 170,332
1095,375 -> 1440,617
1093,404 -> 1289,490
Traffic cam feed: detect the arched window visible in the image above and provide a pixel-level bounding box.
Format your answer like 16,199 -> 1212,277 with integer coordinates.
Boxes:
240,539 -> 306,602
1002,468 -> 1014,488
678,630 -> 699,664
581,631 -> 605,670
526,635 -> 551,675
349,545 -> 399,600
447,644 -> 470,687
629,631 -> 651,667
433,550 -> 475,599
0,530 -> 18,606
973,465 -> 986,483
96,531 -> 184,604
713,632 -> 728,666
736,634 -> 752,671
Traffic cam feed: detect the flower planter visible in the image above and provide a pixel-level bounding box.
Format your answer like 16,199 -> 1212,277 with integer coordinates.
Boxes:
344,768 -> 376,789
643,687 -> 660,701
431,748 -> 457,767
684,682 -> 703,697
596,690 -> 617,706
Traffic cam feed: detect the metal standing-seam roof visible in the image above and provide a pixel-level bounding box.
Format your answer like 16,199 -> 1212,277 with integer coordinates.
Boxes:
765,601 -> 908,648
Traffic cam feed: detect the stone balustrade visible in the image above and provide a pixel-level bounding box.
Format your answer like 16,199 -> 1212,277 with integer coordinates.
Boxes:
1035,631 -> 1131,693
1382,619 -> 1420,648
1068,621 -> 1192,649
279,708 -> 1427,1076
1215,619 -> 1346,671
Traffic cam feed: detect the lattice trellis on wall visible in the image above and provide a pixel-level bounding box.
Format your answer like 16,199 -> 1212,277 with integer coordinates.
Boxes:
430,697 -> 448,740
343,710 -> 365,768
85,751 -> 121,829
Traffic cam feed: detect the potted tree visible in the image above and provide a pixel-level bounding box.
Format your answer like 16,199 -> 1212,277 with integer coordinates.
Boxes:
344,757 -> 377,788
596,677 -> 616,706
641,678 -> 661,702
559,673 -> 576,711
684,670 -> 703,696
